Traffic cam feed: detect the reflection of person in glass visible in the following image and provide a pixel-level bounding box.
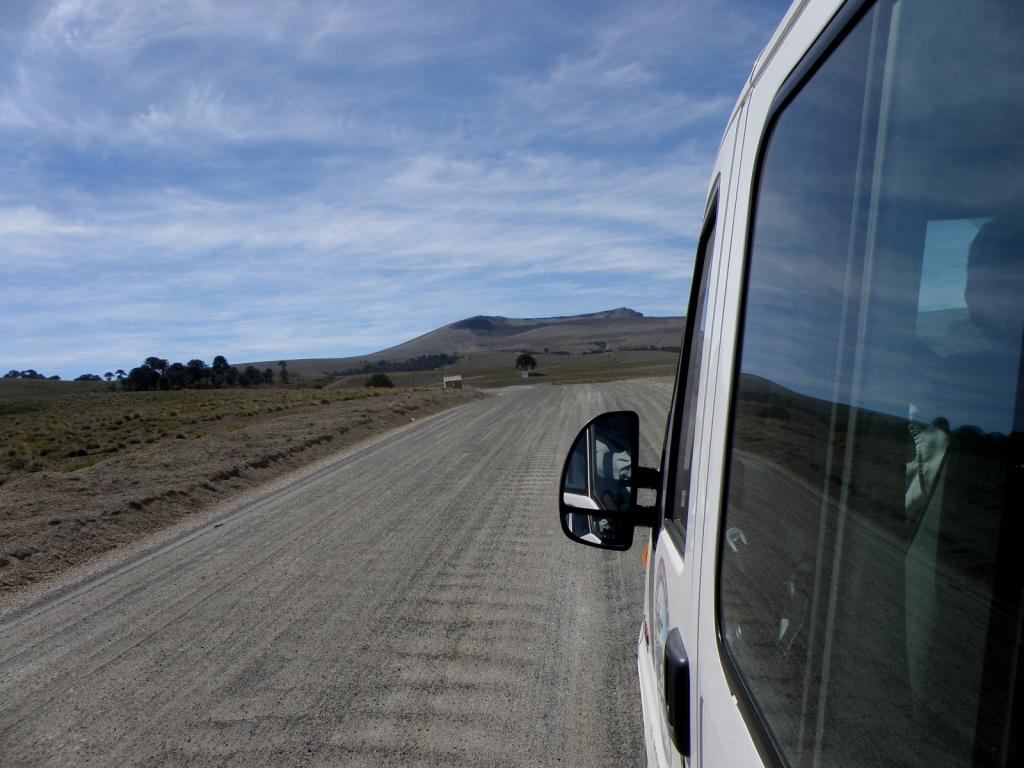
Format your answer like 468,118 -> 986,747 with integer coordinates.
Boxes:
593,426 -> 632,512
908,218 -> 1024,516
901,218 -> 1024,746
591,417 -> 633,543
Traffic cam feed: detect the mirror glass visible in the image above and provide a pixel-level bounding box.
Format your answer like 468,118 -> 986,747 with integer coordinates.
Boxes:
560,411 -> 637,549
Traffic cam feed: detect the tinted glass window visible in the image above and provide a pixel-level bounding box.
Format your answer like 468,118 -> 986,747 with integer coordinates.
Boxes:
719,2 -> 1024,766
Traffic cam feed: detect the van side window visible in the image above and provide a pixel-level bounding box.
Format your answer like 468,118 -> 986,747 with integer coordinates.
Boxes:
718,2 -> 1024,767
665,198 -> 717,539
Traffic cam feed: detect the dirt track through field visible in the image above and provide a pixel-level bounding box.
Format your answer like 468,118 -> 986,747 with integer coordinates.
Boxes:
0,379 -> 671,767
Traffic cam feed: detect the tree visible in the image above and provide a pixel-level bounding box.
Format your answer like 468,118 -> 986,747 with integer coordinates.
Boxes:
104,372 -> 114,382
74,373 -> 102,381
186,359 -> 207,388
166,362 -> 188,389
115,369 -> 127,382
3,370 -> 18,378
144,357 -> 168,373
278,360 -> 289,385
366,373 -> 394,388
515,353 -> 537,374
140,357 -> 169,390
262,368 -> 274,385
211,356 -> 230,387
125,366 -> 160,391
240,365 -> 261,386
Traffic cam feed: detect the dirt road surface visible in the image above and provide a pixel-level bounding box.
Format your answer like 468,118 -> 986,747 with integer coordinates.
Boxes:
0,379 -> 671,767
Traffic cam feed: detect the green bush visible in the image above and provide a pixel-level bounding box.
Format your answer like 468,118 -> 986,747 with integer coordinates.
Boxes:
366,373 -> 395,389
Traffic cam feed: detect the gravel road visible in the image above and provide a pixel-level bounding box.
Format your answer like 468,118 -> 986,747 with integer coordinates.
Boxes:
0,379 -> 671,768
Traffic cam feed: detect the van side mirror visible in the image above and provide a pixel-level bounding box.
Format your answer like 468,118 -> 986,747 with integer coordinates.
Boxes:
559,410 -> 658,550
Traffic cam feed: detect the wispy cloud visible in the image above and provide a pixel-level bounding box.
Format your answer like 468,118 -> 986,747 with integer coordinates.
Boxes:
0,0 -> 789,378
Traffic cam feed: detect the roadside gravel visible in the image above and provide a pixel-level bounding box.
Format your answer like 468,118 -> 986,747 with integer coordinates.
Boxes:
0,379 -> 671,767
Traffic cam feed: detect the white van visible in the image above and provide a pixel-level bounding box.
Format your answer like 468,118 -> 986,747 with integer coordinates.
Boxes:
558,1 -> 1024,766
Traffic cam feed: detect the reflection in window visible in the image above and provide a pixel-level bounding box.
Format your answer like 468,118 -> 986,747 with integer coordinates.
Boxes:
719,2 -> 1024,767
592,415 -> 633,512
667,201 -> 717,538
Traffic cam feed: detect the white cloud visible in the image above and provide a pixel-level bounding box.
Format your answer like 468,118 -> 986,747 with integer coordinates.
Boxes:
0,205 -> 90,238
0,139 -> 706,275
0,0 -> 789,377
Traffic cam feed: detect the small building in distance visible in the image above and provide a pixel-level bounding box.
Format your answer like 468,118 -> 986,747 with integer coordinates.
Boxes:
442,375 -> 463,390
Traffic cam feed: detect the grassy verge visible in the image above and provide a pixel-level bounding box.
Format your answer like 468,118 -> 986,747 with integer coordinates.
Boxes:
323,349 -> 679,390
0,380 -> 391,486
0,381 -> 482,593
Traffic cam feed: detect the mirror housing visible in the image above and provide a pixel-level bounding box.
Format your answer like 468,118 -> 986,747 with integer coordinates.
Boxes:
558,410 -> 658,550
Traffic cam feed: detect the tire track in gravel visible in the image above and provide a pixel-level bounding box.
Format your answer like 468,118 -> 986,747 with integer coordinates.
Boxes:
0,379 -> 672,768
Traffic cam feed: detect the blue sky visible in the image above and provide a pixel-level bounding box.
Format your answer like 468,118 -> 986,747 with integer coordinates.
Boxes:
0,0 -> 790,379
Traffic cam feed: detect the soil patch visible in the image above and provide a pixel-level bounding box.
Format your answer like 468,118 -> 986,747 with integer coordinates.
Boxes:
0,385 -> 482,594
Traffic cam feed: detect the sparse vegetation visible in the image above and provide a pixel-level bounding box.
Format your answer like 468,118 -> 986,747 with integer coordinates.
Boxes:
318,349 -> 678,390
0,380 -> 483,591
333,353 -> 460,376
620,345 -> 681,353
0,382 -> 383,487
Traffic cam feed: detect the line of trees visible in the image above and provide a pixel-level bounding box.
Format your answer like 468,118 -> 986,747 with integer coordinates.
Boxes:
333,353 -> 459,376
3,369 -> 61,380
619,344 -> 681,353
5,358 -> 294,390
118,357 -> 290,392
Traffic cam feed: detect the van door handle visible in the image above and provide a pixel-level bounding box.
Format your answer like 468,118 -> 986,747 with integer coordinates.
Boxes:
664,628 -> 691,757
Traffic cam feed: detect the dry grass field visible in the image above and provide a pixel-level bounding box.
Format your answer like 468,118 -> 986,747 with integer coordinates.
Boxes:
0,337 -> 678,595
0,378 -> 379,484
0,379 -> 481,593
325,349 -> 680,390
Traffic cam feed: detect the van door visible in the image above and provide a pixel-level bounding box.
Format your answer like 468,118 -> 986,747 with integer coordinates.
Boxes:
696,4 -> 886,764
640,187 -> 718,768
700,2 -> 1024,767
640,100 -> 745,765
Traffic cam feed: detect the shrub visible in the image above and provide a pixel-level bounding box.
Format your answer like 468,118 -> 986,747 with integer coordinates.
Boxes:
366,373 -> 394,388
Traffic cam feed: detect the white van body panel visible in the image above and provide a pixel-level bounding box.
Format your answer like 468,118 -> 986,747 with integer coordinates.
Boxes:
693,3 -> 854,767
637,84 -> 752,768
692,98 -> 757,768
639,2 -> 850,766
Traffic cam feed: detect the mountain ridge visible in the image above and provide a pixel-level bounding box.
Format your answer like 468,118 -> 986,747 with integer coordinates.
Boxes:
252,307 -> 684,375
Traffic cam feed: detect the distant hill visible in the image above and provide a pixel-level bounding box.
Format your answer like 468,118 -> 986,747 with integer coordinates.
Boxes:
252,308 -> 685,376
